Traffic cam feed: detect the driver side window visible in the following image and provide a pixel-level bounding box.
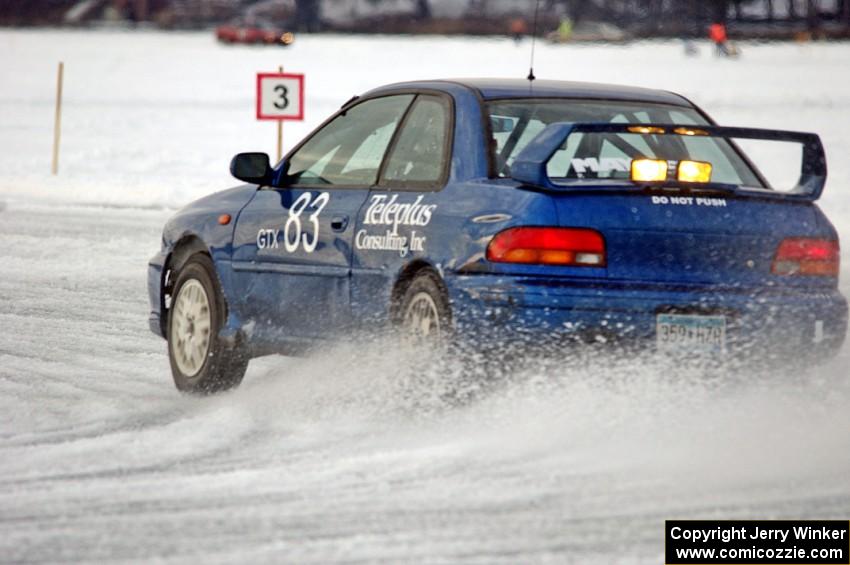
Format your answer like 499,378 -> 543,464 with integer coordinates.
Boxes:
285,95 -> 414,187
380,95 -> 450,186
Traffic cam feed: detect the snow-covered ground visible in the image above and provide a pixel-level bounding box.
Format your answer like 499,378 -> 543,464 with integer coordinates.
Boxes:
1,30 -> 850,563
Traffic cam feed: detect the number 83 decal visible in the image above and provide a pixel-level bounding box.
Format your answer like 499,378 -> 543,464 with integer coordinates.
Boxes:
284,192 -> 329,253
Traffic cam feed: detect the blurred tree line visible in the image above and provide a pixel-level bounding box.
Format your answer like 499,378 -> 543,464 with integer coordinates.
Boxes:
544,0 -> 850,28
2,0 -> 849,33
266,0 -> 850,33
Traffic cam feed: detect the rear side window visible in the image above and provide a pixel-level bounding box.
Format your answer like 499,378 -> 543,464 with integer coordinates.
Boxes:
487,99 -> 764,188
285,94 -> 414,187
381,95 -> 450,187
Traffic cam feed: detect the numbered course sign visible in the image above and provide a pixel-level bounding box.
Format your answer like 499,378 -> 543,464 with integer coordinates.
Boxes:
256,73 -> 305,121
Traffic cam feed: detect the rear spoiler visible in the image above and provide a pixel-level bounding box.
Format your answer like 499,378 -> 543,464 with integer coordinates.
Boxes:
510,122 -> 827,201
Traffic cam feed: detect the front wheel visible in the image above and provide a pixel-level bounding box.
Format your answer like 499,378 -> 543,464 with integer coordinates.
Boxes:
167,254 -> 247,394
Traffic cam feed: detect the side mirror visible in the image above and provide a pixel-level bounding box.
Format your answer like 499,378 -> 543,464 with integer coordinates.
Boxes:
230,152 -> 274,185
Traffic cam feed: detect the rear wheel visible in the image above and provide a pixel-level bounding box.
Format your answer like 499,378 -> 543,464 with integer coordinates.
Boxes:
397,270 -> 452,345
167,254 -> 247,394
395,270 -> 493,403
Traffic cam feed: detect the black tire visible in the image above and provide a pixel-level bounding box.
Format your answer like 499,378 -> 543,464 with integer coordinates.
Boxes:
396,269 -> 453,344
167,254 -> 247,394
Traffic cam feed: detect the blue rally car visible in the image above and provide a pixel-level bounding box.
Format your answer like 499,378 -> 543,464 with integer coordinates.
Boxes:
148,79 -> 848,392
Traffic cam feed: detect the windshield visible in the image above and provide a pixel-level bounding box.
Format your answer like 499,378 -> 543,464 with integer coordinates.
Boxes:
487,99 -> 764,188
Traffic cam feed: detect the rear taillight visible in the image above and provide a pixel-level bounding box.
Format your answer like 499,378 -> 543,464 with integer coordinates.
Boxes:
486,227 -> 606,267
772,238 -> 840,276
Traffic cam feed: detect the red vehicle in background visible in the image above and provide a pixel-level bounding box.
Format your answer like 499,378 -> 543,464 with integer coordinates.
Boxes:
216,20 -> 294,46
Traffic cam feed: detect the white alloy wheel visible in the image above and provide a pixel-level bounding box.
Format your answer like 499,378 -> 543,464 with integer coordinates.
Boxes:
402,291 -> 442,342
170,279 -> 212,376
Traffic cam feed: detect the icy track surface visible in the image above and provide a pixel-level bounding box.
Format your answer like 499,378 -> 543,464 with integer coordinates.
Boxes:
1,30 -> 850,563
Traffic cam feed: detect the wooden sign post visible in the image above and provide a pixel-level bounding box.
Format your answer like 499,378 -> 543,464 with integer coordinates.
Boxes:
276,66 -> 284,161
256,67 -> 305,162
52,62 -> 64,175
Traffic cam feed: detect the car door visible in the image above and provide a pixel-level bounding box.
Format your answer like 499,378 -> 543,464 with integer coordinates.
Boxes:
231,94 -> 415,342
350,93 -> 453,322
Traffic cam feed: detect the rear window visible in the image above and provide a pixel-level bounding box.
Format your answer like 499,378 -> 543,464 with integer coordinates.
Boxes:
487,99 -> 764,188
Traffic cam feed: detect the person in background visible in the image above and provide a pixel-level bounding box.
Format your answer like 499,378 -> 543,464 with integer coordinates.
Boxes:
509,17 -> 528,42
556,17 -> 573,42
709,21 -> 739,57
709,22 -> 729,55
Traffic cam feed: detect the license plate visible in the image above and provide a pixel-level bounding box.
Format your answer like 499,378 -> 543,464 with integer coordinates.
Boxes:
656,313 -> 726,352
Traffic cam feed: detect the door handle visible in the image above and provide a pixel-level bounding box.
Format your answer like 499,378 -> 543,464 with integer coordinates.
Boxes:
331,215 -> 349,232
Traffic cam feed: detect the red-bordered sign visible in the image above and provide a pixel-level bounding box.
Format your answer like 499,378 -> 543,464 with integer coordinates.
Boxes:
256,72 -> 305,121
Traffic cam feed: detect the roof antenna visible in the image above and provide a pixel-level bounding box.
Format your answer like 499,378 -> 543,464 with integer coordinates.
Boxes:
527,0 -> 541,82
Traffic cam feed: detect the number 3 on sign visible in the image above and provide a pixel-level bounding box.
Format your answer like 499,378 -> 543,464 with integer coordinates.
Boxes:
273,85 -> 289,110
257,73 -> 304,120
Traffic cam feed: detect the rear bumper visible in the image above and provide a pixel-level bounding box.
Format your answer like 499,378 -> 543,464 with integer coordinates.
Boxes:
447,275 -> 848,358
